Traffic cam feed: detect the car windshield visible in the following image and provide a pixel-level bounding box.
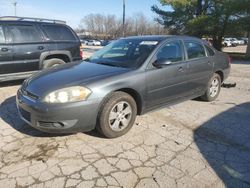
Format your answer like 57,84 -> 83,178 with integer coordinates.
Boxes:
88,38 -> 160,68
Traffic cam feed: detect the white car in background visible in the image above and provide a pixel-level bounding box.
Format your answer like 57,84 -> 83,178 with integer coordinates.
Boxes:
87,40 -> 101,46
80,39 -> 88,45
236,38 -> 246,45
230,38 -> 244,45
240,37 -> 248,44
223,38 -> 235,47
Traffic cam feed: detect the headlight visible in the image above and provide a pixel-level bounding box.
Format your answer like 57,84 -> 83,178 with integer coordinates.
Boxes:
44,86 -> 91,103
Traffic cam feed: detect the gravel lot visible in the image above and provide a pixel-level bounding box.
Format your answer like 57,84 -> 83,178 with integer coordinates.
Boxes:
223,45 -> 247,53
0,59 -> 249,187
81,45 -> 102,59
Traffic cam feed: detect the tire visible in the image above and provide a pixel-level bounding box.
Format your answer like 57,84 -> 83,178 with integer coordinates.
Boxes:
42,58 -> 66,69
201,73 -> 221,102
97,91 -> 137,138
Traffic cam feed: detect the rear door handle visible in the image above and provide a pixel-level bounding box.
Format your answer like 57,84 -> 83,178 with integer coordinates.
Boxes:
1,48 -> 9,52
178,66 -> 184,72
38,46 -> 44,50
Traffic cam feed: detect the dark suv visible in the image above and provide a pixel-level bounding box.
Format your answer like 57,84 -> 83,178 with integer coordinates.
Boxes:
0,16 -> 82,82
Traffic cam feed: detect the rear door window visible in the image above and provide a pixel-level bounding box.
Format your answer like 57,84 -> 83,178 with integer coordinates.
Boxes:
8,24 -> 42,43
184,41 -> 206,60
0,25 -> 5,43
42,25 -> 75,41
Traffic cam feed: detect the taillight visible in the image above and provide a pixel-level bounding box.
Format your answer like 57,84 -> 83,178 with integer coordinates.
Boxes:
228,56 -> 232,65
80,48 -> 83,59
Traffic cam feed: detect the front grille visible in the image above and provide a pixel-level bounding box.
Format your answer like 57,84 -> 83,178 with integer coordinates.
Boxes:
38,121 -> 53,128
19,108 -> 31,123
38,121 -> 65,128
21,88 -> 39,100
26,90 -> 39,100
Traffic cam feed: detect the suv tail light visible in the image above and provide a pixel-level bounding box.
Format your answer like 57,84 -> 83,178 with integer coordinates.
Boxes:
228,56 -> 232,65
80,48 -> 83,59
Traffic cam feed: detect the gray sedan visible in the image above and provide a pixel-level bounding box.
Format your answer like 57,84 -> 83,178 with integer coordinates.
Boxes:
17,35 -> 231,138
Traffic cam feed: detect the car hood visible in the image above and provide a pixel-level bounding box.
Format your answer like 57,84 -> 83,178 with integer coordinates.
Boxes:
23,61 -> 130,97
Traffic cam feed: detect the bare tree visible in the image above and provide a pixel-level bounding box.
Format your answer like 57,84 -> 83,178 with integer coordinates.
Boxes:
134,13 -> 148,35
78,13 -> 168,39
81,14 -> 96,34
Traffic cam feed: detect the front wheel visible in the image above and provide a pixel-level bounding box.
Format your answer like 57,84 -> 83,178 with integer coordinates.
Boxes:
201,73 -> 221,102
42,58 -> 66,69
97,92 -> 137,138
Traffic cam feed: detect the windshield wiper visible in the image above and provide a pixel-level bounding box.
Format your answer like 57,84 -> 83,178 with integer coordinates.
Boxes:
97,62 -> 122,67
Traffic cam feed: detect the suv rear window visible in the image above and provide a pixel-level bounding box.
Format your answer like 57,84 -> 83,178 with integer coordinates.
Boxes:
185,41 -> 206,59
8,25 -> 42,43
42,25 -> 75,41
0,25 -> 5,43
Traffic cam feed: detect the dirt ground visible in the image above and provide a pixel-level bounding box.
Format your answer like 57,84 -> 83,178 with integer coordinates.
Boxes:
0,60 -> 249,188
223,45 -> 247,53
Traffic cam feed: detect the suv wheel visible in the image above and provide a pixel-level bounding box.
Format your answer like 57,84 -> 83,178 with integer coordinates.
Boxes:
97,92 -> 137,138
42,58 -> 66,69
201,73 -> 221,102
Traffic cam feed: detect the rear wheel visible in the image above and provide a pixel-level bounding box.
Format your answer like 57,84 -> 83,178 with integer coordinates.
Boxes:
42,58 -> 66,69
97,92 -> 137,138
201,73 -> 221,102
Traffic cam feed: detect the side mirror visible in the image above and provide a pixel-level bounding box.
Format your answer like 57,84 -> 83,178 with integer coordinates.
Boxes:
153,58 -> 172,68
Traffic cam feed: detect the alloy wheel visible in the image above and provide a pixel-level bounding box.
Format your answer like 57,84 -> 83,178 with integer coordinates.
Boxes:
209,78 -> 219,98
108,101 -> 132,132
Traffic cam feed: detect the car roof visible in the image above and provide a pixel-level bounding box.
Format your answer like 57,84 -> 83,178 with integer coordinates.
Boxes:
0,20 -> 66,26
123,35 -> 204,42
122,35 -> 215,50
0,16 -> 66,24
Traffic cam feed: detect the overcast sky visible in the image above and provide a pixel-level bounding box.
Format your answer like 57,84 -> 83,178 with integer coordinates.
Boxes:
0,0 -> 168,28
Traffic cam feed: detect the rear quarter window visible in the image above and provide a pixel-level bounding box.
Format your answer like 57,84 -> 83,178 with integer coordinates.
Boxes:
42,25 -> 76,41
185,41 -> 206,60
205,45 -> 215,56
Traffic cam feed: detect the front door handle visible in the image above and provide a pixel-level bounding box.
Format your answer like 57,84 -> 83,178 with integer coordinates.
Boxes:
38,46 -> 44,50
1,48 -> 9,52
178,66 -> 184,72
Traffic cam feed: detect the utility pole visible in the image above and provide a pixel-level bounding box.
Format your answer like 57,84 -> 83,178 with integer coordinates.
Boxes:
122,0 -> 125,37
13,1 -> 17,16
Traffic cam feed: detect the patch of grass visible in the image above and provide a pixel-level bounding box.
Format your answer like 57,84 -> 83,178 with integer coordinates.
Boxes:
227,52 -> 250,61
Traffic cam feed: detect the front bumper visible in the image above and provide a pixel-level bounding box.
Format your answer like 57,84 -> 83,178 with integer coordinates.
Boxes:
16,89 -> 102,133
